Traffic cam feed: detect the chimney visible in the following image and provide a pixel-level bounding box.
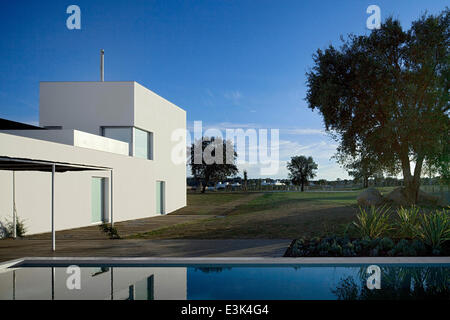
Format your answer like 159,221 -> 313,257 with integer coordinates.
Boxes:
100,49 -> 104,82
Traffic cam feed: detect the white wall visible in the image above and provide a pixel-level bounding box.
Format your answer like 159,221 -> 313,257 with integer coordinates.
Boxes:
40,82 -> 135,135
134,83 -> 187,213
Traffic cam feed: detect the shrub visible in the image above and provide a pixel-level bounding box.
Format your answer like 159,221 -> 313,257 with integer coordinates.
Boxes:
3,216 -> 27,238
380,237 -> 395,251
284,236 -> 440,257
98,223 -> 121,239
396,206 -> 421,238
353,205 -> 392,239
392,239 -> 417,256
416,209 -> 450,251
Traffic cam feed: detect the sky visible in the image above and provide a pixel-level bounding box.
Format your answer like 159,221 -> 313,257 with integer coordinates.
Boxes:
0,0 -> 447,179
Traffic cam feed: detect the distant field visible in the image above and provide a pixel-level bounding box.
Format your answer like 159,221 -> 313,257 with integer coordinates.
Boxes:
129,191 -> 360,239
232,191 -> 358,216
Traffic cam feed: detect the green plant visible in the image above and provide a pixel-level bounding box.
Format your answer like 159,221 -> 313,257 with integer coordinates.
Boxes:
353,206 -> 392,239
98,223 -> 121,239
285,236 -> 442,257
396,206 -> 421,238
391,239 -> 418,256
416,209 -> 450,251
4,216 -> 27,238
380,237 -> 395,251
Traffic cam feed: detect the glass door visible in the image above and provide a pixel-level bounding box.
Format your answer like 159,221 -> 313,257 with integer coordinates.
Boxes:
91,177 -> 105,223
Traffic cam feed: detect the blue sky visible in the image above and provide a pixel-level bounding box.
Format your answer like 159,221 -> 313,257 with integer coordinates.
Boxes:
0,0 -> 447,179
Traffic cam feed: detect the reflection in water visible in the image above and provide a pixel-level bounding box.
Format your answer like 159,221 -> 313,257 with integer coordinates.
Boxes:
333,266 -> 450,300
194,267 -> 232,273
0,264 -> 448,300
0,266 -> 187,300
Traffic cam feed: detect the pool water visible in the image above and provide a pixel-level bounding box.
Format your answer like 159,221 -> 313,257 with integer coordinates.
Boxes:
0,264 -> 448,300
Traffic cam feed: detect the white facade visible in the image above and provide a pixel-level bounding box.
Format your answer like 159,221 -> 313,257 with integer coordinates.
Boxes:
0,81 -> 186,235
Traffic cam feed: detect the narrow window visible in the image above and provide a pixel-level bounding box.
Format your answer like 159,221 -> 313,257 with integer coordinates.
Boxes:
156,181 -> 165,214
134,128 -> 153,160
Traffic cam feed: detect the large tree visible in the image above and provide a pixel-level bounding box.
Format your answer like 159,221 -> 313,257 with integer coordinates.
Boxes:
189,137 -> 238,193
287,156 -> 318,192
306,10 -> 449,204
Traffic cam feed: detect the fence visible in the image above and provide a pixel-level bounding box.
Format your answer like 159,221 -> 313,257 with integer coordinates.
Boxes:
420,184 -> 450,204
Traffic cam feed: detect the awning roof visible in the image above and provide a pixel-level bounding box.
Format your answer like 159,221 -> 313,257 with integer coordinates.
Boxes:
0,156 -> 112,172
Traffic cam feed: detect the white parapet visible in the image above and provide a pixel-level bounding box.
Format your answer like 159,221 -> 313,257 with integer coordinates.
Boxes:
0,129 -> 129,156
73,130 -> 128,155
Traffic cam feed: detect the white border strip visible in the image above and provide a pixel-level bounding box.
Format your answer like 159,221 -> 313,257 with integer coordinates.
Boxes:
3,256 -> 450,268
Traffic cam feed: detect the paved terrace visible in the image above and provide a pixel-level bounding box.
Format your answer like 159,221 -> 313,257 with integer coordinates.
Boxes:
0,239 -> 291,263
0,214 -> 290,263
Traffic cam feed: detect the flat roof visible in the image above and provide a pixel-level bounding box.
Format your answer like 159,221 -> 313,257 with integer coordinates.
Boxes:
0,156 -> 112,172
0,118 -> 43,130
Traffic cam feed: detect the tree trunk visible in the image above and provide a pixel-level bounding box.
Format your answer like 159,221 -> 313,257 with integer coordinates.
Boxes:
301,182 -> 304,192
201,184 -> 207,193
400,150 -> 424,204
404,178 -> 420,204
363,176 -> 369,188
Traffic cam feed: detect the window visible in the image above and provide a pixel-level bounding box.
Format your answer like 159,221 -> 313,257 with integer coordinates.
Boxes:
102,127 -> 133,156
102,126 -> 153,159
134,128 -> 153,160
156,181 -> 165,214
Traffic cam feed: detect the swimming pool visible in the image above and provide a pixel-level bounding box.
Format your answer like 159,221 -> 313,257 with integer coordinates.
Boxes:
0,258 -> 449,300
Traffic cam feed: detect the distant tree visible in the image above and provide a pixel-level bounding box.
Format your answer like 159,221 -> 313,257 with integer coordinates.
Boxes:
342,155 -> 382,188
317,179 -> 328,186
243,170 -> 248,191
306,10 -> 449,204
287,156 -> 318,192
189,137 -> 238,193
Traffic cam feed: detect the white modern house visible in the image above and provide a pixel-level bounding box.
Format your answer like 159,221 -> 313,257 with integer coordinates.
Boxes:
0,79 -> 187,243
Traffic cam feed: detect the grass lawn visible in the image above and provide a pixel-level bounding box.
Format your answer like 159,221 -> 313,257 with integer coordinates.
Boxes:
172,192 -> 257,215
128,191 -> 361,239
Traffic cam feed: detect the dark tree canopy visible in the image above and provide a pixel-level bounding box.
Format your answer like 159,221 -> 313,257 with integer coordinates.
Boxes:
189,137 -> 238,193
306,9 -> 449,203
287,155 -> 318,192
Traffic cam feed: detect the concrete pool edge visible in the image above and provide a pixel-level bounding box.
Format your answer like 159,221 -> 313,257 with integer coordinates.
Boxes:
2,256 -> 450,268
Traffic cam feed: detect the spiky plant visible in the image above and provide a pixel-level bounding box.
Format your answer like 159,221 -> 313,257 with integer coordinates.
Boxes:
396,206 -> 421,238
353,205 -> 392,239
416,209 -> 450,251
